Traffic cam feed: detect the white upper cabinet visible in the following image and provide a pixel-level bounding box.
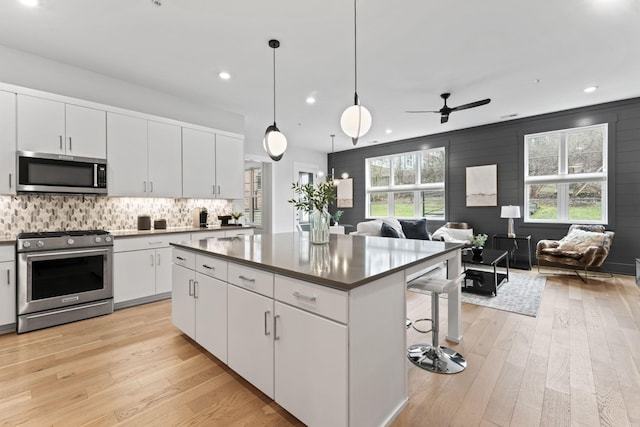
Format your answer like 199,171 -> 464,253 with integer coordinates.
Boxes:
107,112 -> 148,196
107,114 -> 182,197
0,91 -> 16,195
17,95 -> 106,159
182,128 -> 243,199
182,127 -> 216,198
147,121 -> 182,197
215,134 -> 244,199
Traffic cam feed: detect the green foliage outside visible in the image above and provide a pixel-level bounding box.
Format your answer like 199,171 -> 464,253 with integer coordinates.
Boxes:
529,204 -> 602,221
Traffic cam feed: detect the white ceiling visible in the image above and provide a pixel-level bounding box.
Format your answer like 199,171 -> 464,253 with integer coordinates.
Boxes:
1,0 -> 639,153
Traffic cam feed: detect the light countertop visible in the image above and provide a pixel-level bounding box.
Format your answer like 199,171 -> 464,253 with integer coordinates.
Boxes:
172,232 -> 463,291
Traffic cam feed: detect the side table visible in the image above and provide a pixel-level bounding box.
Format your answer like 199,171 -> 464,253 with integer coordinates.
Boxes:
492,234 -> 532,270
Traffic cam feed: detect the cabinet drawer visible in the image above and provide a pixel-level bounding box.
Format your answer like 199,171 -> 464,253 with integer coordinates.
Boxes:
173,248 -> 196,270
0,244 -> 13,262
228,263 -> 273,298
225,228 -> 254,238
191,230 -> 226,240
195,254 -> 227,281
114,233 -> 191,252
275,275 -> 348,324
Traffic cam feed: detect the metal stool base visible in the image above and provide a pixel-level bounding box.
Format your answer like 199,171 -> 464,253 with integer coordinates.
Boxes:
407,344 -> 467,374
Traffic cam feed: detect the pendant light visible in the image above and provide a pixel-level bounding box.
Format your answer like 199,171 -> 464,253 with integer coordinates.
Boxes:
340,0 -> 372,146
263,39 -> 287,161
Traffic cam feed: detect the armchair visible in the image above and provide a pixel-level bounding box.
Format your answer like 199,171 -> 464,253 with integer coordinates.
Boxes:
536,224 -> 614,282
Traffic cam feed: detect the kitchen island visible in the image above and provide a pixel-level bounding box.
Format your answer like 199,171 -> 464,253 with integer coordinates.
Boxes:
171,232 -> 463,427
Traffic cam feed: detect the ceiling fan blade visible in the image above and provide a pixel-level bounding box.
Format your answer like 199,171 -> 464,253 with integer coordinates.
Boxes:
441,114 -> 449,124
450,98 -> 491,112
405,110 -> 440,114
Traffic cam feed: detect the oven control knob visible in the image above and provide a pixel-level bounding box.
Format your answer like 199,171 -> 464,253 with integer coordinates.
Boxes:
94,237 -> 102,243
37,241 -> 44,247
105,236 -> 112,242
23,241 -> 31,248
67,238 -> 75,245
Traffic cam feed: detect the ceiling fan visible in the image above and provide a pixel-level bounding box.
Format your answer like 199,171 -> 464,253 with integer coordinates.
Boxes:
406,93 -> 491,124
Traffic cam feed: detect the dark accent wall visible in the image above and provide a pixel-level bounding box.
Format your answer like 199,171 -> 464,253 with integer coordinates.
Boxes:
329,97 -> 640,275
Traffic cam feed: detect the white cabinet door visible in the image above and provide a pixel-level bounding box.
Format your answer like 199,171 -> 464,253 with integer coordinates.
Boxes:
182,127 -> 216,198
107,112 -> 148,196
148,121 -> 182,197
215,134 -> 243,199
228,284 -> 274,398
0,261 -> 15,326
17,95 -> 65,154
274,302 -> 348,427
0,91 -> 16,195
65,104 -> 106,159
155,247 -> 173,294
172,264 -> 196,339
113,249 -> 156,303
195,272 -> 227,363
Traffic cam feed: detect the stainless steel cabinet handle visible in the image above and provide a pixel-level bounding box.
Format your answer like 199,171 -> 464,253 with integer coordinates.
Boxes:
212,185 -> 215,195
59,135 -> 63,150
6,269 -> 9,285
264,310 -> 271,336
150,254 -> 154,266
150,181 -> 154,193
217,185 -> 221,195
202,264 -> 214,270
293,291 -> 316,303
274,314 -> 280,341
8,173 -> 12,189
238,275 -> 255,283
194,281 -> 199,299
156,253 -> 161,265
68,136 -> 72,151
188,279 -> 194,296
176,256 -> 186,261
148,241 -> 163,245
143,181 -> 147,193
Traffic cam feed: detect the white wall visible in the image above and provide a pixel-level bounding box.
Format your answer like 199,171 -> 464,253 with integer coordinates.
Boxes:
244,136 -> 327,233
0,44 -> 243,134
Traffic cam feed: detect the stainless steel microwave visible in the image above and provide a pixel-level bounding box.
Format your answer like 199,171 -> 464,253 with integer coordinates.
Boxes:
17,151 -> 107,195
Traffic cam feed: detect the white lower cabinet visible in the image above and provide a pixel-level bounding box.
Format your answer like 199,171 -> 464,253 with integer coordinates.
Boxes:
227,284 -> 274,398
274,301 -> 348,427
0,245 -> 16,327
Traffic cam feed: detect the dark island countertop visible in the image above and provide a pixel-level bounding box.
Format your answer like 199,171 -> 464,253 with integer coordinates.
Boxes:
171,232 -> 463,291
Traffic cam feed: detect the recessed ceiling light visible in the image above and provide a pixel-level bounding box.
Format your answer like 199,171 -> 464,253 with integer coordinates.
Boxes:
306,96 -> 316,105
385,129 -> 392,134
584,85 -> 598,93
19,0 -> 39,7
218,71 -> 231,80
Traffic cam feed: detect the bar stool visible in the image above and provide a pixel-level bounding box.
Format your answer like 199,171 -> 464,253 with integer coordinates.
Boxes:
407,275 -> 466,374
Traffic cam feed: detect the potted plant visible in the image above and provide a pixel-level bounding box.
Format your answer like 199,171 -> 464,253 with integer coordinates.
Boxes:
331,210 -> 344,226
231,212 -> 243,225
288,176 -> 336,244
468,233 -> 488,259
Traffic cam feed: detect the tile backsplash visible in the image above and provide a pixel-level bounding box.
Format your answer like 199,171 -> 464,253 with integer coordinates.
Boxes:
0,195 -> 233,234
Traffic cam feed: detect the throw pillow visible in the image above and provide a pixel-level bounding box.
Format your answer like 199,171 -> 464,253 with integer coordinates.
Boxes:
399,219 -> 431,240
381,217 -> 406,238
380,221 -> 400,238
557,228 -> 607,252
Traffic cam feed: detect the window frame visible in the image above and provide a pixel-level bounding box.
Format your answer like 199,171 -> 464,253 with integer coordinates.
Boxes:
244,164 -> 262,226
365,147 -> 446,220
523,123 -> 608,224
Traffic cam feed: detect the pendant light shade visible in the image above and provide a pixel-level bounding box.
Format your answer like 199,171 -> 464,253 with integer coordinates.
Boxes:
264,39 -> 287,161
340,0 -> 371,145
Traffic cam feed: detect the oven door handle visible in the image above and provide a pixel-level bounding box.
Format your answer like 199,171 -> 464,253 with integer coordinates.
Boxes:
24,248 -> 111,260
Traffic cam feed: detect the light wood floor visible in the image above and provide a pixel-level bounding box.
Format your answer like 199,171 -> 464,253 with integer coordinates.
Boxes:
1,272 -> 638,426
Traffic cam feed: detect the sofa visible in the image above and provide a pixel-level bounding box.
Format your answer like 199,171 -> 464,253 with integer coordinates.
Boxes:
536,224 -> 614,282
351,218 -> 432,240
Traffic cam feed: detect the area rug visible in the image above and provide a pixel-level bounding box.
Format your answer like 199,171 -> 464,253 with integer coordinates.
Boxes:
433,270 -> 547,317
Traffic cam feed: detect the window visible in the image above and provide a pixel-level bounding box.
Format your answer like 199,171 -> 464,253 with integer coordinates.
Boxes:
244,163 -> 262,225
366,147 -> 445,219
524,123 -> 608,224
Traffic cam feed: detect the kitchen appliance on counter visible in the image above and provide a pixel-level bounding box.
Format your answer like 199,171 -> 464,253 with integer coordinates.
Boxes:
192,208 -> 208,228
17,151 -> 107,195
218,215 -> 232,226
137,215 -> 151,230
16,230 -> 114,333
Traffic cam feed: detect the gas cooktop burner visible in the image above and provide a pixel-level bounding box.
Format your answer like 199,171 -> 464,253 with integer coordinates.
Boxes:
18,230 -> 110,240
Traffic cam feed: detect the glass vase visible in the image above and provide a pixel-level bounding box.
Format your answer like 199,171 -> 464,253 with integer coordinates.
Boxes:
309,209 -> 331,244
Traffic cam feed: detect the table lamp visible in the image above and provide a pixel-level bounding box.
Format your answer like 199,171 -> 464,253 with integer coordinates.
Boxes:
500,205 -> 521,238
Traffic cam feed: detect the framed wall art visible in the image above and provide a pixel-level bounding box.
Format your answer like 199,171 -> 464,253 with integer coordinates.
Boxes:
337,178 -> 353,208
466,164 -> 497,207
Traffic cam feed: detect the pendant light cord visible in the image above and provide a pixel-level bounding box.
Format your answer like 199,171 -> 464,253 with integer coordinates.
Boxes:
353,0 -> 358,103
273,46 -> 277,125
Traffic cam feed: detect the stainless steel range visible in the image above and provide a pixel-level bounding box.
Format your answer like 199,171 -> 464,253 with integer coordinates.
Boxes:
16,230 -> 114,333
